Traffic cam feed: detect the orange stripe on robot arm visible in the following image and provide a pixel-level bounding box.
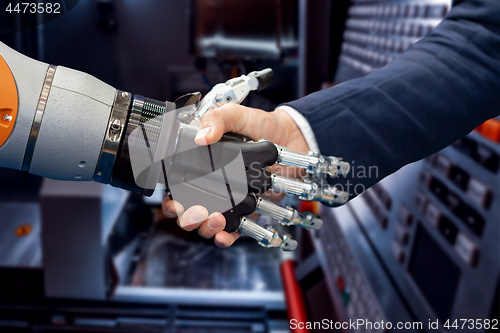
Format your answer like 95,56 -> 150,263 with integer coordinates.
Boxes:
0,54 -> 18,147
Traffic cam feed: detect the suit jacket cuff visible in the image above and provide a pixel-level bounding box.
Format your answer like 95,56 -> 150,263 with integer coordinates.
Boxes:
275,105 -> 320,153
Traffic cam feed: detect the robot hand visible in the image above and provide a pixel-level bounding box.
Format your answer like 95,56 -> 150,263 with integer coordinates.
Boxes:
0,42 -> 348,250
154,69 -> 350,251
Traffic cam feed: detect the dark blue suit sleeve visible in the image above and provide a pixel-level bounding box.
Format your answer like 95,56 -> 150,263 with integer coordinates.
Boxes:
286,0 -> 500,195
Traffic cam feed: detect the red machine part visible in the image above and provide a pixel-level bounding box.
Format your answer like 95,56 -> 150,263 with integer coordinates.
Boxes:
280,259 -> 310,333
475,118 -> 500,143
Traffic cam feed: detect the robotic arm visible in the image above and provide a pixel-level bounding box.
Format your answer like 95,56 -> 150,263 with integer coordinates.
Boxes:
0,42 -> 349,250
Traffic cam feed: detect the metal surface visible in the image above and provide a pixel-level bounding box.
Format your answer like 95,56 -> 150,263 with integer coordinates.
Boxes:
255,196 -> 323,230
185,70 -> 263,124
238,217 -> 297,251
109,95 -> 148,194
113,230 -> 287,311
298,0 -> 307,98
21,64 -> 56,172
28,66 -> 117,181
271,173 -> 349,206
310,131 -> 500,332
271,173 -> 314,198
109,95 -> 168,195
256,196 -> 294,223
335,0 -> 450,82
127,232 -> 284,290
275,144 -> 350,177
0,297 -> 288,332
312,203 -> 397,332
114,287 -> 286,310
190,0 -> 297,59
298,0 -> 333,95
93,90 -> 132,184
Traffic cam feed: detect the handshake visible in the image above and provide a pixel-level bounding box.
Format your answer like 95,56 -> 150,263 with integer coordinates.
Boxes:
129,69 -> 350,250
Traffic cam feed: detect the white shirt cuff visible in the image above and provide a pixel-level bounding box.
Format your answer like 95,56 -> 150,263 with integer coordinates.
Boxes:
276,105 -> 320,153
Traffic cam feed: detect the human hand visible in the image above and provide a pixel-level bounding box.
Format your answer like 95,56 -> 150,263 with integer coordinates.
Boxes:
162,103 -> 309,247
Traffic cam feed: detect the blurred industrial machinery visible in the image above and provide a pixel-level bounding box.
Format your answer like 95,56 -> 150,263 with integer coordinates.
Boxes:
290,1 -> 500,332
190,0 -> 298,60
0,0 -> 498,332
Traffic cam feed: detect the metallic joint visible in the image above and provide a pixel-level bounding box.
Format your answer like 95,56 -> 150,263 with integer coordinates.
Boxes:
238,216 -> 298,251
275,145 -> 321,174
109,95 -> 167,196
22,64 -> 57,172
270,173 -> 349,206
275,144 -> 350,177
255,196 -> 323,230
271,173 -> 316,199
255,196 -> 294,223
93,90 -> 132,184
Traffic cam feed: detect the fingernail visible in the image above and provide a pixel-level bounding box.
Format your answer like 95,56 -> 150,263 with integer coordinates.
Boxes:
208,216 -> 223,231
195,127 -> 212,144
189,207 -> 208,224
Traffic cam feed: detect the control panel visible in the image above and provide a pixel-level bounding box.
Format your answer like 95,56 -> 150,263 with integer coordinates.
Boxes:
311,127 -> 500,332
335,0 -> 451,82
307,1 -> 500,330
316,209 -> 387,332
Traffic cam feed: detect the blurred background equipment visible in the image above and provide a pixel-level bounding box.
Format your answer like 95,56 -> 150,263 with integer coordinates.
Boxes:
190,0 -> 298,60
0,0 -> 498,332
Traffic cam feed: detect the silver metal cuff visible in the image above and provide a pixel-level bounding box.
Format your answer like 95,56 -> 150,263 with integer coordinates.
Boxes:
93,90 -> 132,184
22,64 -> 57,172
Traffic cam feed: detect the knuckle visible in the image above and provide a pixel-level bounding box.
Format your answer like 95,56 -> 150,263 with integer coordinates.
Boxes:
201,110 -> 219,123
